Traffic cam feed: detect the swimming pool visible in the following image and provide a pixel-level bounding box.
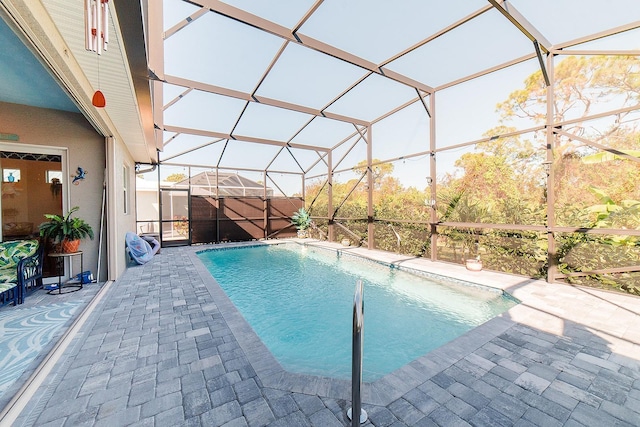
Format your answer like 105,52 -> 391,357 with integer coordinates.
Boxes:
198,243 -> 517,381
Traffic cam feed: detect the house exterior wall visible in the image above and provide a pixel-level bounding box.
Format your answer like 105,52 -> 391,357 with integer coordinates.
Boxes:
0,101 -> 114,280
0,0 -> 154,281
106,135 -> 137,279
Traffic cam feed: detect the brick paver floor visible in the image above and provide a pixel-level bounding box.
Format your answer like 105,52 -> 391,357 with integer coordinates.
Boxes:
5,241 -> 640,426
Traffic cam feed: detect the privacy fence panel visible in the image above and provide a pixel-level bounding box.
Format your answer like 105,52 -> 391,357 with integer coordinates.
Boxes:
191,196 -> 218,243
190,196 -> 302,244
268,198 -> 303,239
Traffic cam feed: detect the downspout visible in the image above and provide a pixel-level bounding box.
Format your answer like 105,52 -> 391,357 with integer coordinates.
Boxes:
135,163 -> 157,175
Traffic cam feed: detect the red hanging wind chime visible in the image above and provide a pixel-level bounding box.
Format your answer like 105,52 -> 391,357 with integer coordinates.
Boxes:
84,0 -> 109,108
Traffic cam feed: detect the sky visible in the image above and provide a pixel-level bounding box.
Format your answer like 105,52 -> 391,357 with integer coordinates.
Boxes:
153,0 -> 640,195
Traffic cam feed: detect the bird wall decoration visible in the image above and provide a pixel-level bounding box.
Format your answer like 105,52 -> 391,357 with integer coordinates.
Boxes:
72,167 -> 87,185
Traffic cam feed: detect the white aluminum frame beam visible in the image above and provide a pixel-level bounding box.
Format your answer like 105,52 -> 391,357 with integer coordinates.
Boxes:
163,125 -> 329,152
162,74 -> 370,127
189,0 -> 434,94
553,21 -> 640,51
487,0 -> 552,52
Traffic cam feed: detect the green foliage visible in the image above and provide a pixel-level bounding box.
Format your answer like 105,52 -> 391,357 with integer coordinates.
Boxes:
497,56 -> 640,127
479,230 -> 547,277
557,233 -> 640,295
555,185 -> 640,293
291,208 -> 311,231
39,206 -> 95,243
374,222 -> 431,257
301,56 -> 640,294
587,186 -> 640,235
582,150 -> 640,164
165,173 -> 187,182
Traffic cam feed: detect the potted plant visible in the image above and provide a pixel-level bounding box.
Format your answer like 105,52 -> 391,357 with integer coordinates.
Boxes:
291,207 -> 312,238
39,206 -> 94,253
465,243 -> 483,271
465,255 -> 483,271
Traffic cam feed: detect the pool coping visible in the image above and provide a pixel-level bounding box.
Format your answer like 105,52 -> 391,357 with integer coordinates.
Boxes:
189,239 -> 527,406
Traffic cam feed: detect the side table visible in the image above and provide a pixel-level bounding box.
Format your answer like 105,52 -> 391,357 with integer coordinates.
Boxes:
47,251 -> 83,294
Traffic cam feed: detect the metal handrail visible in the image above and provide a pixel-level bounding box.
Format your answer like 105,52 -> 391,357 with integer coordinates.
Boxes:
347,280 -> 367,425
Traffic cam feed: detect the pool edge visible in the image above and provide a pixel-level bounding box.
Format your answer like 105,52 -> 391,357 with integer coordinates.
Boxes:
187,241 -> 525,405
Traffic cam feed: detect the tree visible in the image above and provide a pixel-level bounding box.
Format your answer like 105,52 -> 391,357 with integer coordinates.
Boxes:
497,56 -> 640,136
435,55 -> 640,282
165,173 -> 187,182
493,55 -> 640,212
302,56 -> 640,286
440,132 -> 546,226
352,159 -> 395,189
493,55 -> 640,289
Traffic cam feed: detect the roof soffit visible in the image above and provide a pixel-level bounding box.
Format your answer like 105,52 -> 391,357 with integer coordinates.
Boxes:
36,0 -> 155,162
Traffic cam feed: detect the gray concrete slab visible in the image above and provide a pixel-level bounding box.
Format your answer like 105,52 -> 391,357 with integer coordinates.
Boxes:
4,239 -> 640,426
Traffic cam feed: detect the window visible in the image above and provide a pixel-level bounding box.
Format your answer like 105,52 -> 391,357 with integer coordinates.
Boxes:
46,170 -> 63,183
2,168 -> 20,182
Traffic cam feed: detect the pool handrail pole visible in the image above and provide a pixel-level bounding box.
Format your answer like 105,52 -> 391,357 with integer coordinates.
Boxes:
348,280 -> 367,425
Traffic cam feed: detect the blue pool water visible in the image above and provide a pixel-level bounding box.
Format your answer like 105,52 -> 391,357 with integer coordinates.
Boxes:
198,244 -> 516,381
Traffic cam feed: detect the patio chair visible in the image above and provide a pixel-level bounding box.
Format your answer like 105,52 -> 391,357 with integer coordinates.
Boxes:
0,240 -> 44,305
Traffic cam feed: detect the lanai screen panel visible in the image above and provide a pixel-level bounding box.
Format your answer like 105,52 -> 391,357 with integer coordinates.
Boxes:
571,29 -> 640,51
299,0 -> 488,65
291,118 -> 359,150
158,0 -> 639,175
372,101 -> 430,160
154,0 -> 640,288
159,133 -> 228,165
435,58 -> 544,148
327,74 -> 417,123
232,103 -> 315,143
164,5 -> 284,92
508,0 -> 640,45
386,9 -> 535,88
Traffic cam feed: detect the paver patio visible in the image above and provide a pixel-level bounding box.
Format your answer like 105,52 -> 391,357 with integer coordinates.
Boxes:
3,240 -> 640,426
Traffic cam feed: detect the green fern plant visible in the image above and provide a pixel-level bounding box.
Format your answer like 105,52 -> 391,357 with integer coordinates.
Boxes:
39,206 -> 94,243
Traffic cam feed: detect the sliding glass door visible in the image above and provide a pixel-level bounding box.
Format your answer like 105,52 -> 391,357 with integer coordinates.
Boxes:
0,146 -> 66,277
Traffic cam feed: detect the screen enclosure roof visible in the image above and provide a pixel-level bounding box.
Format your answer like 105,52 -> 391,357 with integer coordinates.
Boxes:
153,0 -> 640,177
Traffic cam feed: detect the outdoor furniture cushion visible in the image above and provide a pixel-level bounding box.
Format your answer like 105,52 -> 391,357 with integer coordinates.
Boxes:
125,232 -> 160,265
0,239 -> 43,305
0,281 -> 19,306
0,269 -> 17,284
0,239 -> 39,270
